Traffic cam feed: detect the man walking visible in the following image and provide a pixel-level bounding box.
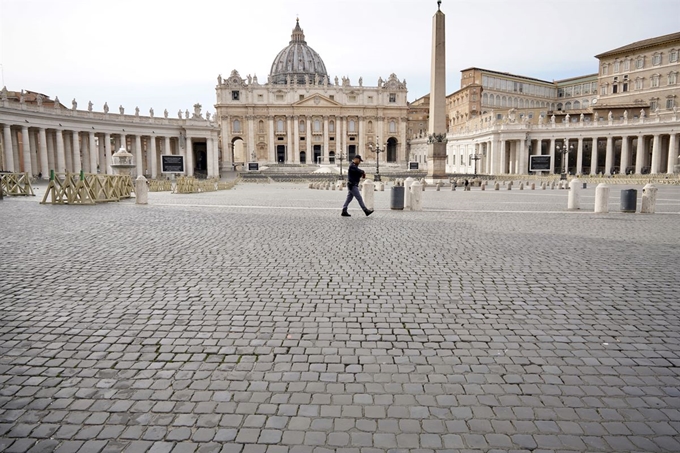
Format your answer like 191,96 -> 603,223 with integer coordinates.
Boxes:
341,155 -> 374,217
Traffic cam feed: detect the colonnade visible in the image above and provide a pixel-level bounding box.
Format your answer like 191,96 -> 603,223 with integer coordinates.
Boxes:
0,123 -> 223,179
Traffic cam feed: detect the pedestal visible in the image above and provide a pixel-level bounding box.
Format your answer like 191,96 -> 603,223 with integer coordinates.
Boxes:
426,141 -> 447,182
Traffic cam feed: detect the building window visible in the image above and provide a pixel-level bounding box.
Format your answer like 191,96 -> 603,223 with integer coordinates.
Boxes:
299,95 -> 304,101
670,50 -> 679,63
276,119 -> 284,132
313,120 -> 321,132
349,95 -> 357,102
600,85 -> 607,96
624,60 -> 631,71
636,57 -> 644,69
668,72 -> 678,85
257,94 -> 263,102
349,120 -> 356,132
389,121 -> 396,133
667,98 -> 676,110
653,53 -> 662,66
651,74 -> 660,87
614,61 -> 620,73
367,96 -> 373,103
329,95 -> 334,101
650,99 -> 658,111
602,64 -> 608,76
232,91 -> 240,101
276,94 -> 284,101
258,120 -> 264,133
635,78 -> 644,90
329,121 -> 335,132
233,119 -> 241,133
299,121 -> 305,132
389,93 -> 396,103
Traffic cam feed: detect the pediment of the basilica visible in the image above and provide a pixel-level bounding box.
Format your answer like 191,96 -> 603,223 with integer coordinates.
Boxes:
292,94 -> 341,107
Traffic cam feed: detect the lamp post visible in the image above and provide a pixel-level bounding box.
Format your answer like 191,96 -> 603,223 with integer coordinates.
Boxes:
556,140 -> 574,180
471,153 -> 482,178
369,138 -> 384,182
338,151 -> 346,181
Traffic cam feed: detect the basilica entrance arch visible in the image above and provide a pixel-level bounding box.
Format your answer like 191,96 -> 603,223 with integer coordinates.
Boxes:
313,145 -> 322,164
348,145 -> 356,161
193,141 -> 208,177
300,151 -> 306,164
276,145 -> 286,163
329,151 -> 335,164
232,137 -> 246,164
387,137 -> 397,162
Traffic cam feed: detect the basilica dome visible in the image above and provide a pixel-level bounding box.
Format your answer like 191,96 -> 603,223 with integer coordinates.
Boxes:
269,19 -> 328,85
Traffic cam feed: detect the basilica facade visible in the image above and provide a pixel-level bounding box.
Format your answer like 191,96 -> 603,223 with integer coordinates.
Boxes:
215,20 -> 409,170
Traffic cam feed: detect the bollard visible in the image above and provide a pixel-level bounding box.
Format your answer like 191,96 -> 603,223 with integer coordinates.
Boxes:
404,177 -> 414,210
481,182 -> 486,191
582,182 -> 587,189
531,183 -> 535,190
451,182 -> 456,191
379,182 -> 385,192
494,182 -> 500,191
594,183 -> 610,213
135,175 -> 149,205
568,178 -> 581,210
620,189 -> 637,213
309,183 -> 313,189
541,182 -> 546,190
507,182 -> 512,190
332,183 -> 336,191
361,179 -> 375,210
436,182 -> 441,191
519,182 -> 524,190
551,181 -> 556,190
410,181 -> 423,211
640,183 -> 658,214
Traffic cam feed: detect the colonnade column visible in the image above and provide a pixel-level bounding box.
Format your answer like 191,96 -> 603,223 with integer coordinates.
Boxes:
650,134 -> 661,174
604,136 -> 613,175
164,137 -> 171,156
150,136 -> 158,179
635,135 -> 644,174
268,117 -> 275,163
213,137 -> 220,177
29,130 -> 38,176
518,138 -> 526,174
21,126 -> 32,175
286,117 -> 294,164
667,133 -> 678,175
499,140 -> 506,174
104,133 -> 113,174
46,131 -> 55,172
2,124 -> 14,172
39,129 -> 49,178
72,131 -> 81,174
549,138 -> 555,174
576,138 -> 583,176
11,129 -> 20,172
186,138 -> 194,176
81,132 -> 90,173
323,116 -> 329,164
620,137 -> 629,175
56,130 -> 66,173
590,138 -> 598,175
134,135 -> 143,177
88,132 -> 97,176
64,132 -> 73,172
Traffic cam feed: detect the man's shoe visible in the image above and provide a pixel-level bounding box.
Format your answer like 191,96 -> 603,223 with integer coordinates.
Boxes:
364,209 -> 374,216
341,210 -> 351,217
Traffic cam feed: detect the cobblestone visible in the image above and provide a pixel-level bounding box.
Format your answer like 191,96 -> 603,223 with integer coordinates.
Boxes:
1,183 -> 680,452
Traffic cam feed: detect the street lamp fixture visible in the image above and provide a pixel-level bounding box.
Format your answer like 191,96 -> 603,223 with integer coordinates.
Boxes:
337,150 -> 346,181
369,138 -> 384,182
555,140 -> 575,180
471,153 -> 482,178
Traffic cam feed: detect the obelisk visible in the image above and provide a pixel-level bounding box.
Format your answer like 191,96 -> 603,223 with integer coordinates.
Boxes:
427,0 -> 447,181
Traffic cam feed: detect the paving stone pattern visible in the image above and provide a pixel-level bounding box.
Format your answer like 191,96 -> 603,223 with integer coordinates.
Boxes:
1,183 -> 679,452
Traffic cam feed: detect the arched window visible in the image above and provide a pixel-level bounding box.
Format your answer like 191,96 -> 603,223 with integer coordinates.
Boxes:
368,121 -> 373,133
582,100 -> 589,109
277,119 -> 284,131
233,119 -> 241,133
565,102 -> 572,111
299,120 -> 305,132
573,100 -> 580,109
519,99 -> 525,108
482,93 -> 488,105
258,120 -> 264,133
313,119 -> 321,132
349,120 -> 356,132
389,120 -> 396,133
329,121 -> 335,132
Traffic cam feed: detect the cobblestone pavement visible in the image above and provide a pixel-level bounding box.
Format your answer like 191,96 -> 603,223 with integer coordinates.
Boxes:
1,182 -> 679,453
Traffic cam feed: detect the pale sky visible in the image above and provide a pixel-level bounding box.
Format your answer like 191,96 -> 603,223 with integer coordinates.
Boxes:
1,0 -> 678,116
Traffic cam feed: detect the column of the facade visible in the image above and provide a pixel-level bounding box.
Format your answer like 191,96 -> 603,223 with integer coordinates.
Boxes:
650,134 -> 661,174
72,131 -> 82,174
186,138 -> 194,176
358,118 -> 365,158
286,117 -> 294,164
105,133 -> 113,174
213,136 -> 220,177
340,117 -> 347,159
134,135 -> 143,177
485,141 -> 491,174
21,126 -> 32,176
306,118 -> 312,163
620,136 -> 630,175
323,116 -> 330,164
399,118 -> 407,164
549,138 -> 555,174
590,138 -> 599,175
293,116 -> 300,163
499,140 -> 506,174
635,135 -> 644,174
247,116 -> 255,162
88,132 -> 97,175
29,130 -> 38,176
667,133 -> 678,175
39,128 -> 49,178
268,117 -> 275,163
604,136 -> 614,175
489,140 -> 497,175
576,138 -> 583,176
56,130 -> 66,173
2,124 -> 14,172
150,136 -> 158,179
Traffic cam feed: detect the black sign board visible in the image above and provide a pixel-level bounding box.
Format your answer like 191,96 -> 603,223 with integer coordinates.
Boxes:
161,155 -> 185,173
529,155 -> 552,172
408,162 -> 419,170
248,162 -> 259,171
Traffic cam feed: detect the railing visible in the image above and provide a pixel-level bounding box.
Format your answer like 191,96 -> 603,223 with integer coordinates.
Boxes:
149,180 -> 173,192
173,176 -> 238,194
40,171 -> 134,205
0,172 -> 35,196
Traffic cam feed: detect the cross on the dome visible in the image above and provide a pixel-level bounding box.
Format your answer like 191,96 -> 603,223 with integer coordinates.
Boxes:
437,0 -> 441,10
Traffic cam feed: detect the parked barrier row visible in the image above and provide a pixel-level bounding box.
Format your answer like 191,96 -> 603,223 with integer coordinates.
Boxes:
0,172 -> 35,197
40,171 -> 134,205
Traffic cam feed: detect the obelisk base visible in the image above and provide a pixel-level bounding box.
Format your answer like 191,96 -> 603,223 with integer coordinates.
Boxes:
426,141 -> 448,182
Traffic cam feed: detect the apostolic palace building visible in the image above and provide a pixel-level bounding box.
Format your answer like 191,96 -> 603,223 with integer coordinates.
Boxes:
0,20 -> 678,178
